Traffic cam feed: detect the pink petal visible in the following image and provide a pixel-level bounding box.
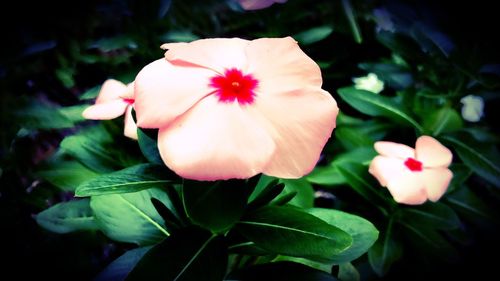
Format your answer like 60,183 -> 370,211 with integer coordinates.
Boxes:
95,79 -> 128,104
157,95 -> 275,181
82,99 -> 128,120
245,37 -> 322,95
386,172 -> 427,205
421,168 -> 453,202
369,156 -> 407,187
123,106 -> 138,140
415,136 -> 453,168
134,58 -> 216,129
238,0 -> 276,10
247,88 -> 338,178
162,38 -> 249,74
374,141 -> 415,159
120,82 -> 135,100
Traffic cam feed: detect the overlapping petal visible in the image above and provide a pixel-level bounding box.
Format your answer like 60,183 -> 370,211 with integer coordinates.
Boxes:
82,99 -> 129,120
246,37 -> 322,95
415,136 -> 452,168
368,156 -> 406,187
162,38 -> 249,73
248,88 -> 338,178
134,58 -> 216,128
123,106 -> 138,140
374,141 -> 415,159
237,0 -> 287,10
421,168 -> 453,202
157,95 -> 275,181
386,172 -> 427,205
95,79 -> 129,104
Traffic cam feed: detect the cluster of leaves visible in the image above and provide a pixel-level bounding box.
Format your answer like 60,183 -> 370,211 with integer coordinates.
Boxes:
35,120 -> 378,281
1,0 -> 499,280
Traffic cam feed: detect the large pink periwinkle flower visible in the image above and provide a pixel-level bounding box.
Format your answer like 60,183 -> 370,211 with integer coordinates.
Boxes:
82,79 -> 138,140
237,0 -> 287,10
369,136 -> 453,205
134,37 -> 338,181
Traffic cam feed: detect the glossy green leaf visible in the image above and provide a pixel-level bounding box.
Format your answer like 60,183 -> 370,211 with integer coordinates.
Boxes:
399,202 -> 461,230
95,247 -> 151,281
247,181 -> 284,209
16,102 -> 74,129
445,186 -> 496,221
276,178 -> 315,208
76,164 -> 174,197
306,165 -> 345,186
91,188 -> 171,245
422,107 -> 463,136
293,25 -> 333,45
228,261 -> 338,281
126,227 -> 227,281
36,199 -> 99,234
137,128 -> 163,164
159,30 -> 199,42
60,125 -> 117,173
338,262 -> 360,281
337,87 -> 422,131
248,174 -> 278,203
37,159 -> 99,192
335,127 -> 374,150
79,85 -> 101,100
368,222 -> 402,276
336,162 -> 392,214
447,164 -> 472,193
442,135 -> 500,187
182,180 -> 249,233
236,206 -> 352,262
59,105 -> 87,124
332,147 -> 377,166
307,208 -> 378,264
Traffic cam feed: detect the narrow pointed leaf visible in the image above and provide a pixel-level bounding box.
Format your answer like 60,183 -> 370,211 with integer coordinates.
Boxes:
36,199 -> 99,234
236,206 -> 352,262
126,227 -> 227,281
95,247 -> 151,281
76,163 -> 174,197
337,87 -> 422,131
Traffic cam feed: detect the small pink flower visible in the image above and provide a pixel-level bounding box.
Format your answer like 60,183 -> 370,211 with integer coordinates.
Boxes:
369,136 -> 453,205
134,37 -> 338,181
82,79 -> 138,140
237,0 -> 287,10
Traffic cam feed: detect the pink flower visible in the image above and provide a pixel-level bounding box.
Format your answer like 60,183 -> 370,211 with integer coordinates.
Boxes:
369,136 -> 453,205
134,37 -> 338,181
82,79 -> 138,140
237,0 -> 287,10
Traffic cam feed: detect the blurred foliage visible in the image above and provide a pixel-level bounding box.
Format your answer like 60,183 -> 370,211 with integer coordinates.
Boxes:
1,0 -> 500,280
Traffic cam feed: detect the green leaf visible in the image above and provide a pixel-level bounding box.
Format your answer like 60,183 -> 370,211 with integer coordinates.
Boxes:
276,178 -> 315,208
332,147 -> 377,166
80,85 -> 101,100
228,261 -> 338,281
137,128 -> 163,164
307,208 -> 379,264
293,25 -> 333,45
16,102 -> 75,129
338,262 -> 360,281
306,165 -> 345,186
182,180 -> 249,233
126,227 -> 227,281
447,164 -> 472,193
273,256 -> 333,273
399,202 -> 461,230
55,68 -> 75,88
442,135 -> 500,187
248,174 -> 277,203
337,87 -> 422,131
90,35 -> 137,52
236,206 -> 352,262
95,247 -> 151,281
336,162 -> 392,214
36,199 -> 99,234
445,186 -> 496,221
400,223 -> 459,262
247,181 -> 284,209
37,159 -> 99,192
91,188 -> 171,245
335,127 -> 374,150
76,164 -> 174,197
358,63 -> 413,89
159,30 -> 199,42
368,221 -> 402,276
59,105 -> 87,124
60,125 -> 117,173
422,107 -> 463,136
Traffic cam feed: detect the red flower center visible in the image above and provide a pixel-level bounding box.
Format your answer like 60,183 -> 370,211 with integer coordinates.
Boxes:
404,157 -> 423,172
210,68 -> 258,104
123,98 -> 135,105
